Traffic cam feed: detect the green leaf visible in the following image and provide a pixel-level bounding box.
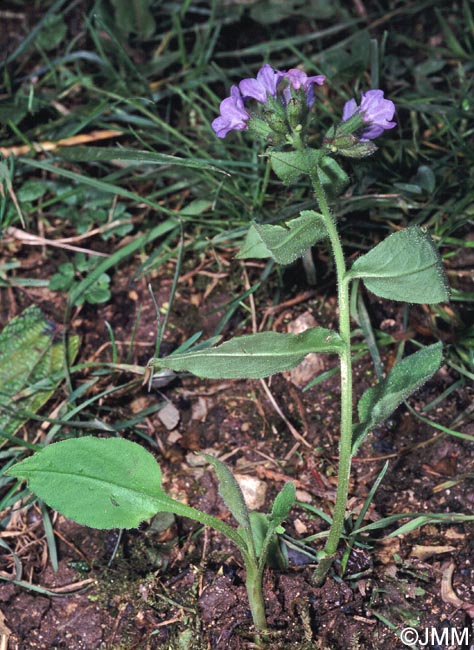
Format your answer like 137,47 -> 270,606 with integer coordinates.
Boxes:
237,224 -> 273,260
151,328 -> 343,379
0,306 -> 79,438
111,0 -> 156,40
353,343 -> 443,454
245,512 -> 288,569
55,147 -> 228,175
6,437 -> 168,529
347,226 -> 449,304
317,156 -> 350,197
270,482 -> 296,524
269,149 -> 322,185
201,453 -> 250,529
250,211 -> 327,265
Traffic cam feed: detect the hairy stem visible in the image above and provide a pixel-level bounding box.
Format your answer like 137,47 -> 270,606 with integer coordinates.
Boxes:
311,172 -> 353,583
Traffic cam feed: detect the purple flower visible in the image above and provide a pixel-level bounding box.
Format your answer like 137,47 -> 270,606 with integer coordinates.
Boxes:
212,85 -> 250,138
343,90 -> 396,140
239,64 -> 283,103
283,69 -> 325,107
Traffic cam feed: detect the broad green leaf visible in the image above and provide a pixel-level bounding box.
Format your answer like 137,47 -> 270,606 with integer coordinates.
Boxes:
237,224 -> 273,260
250,211 -> 327,265
269,149 -> 322,185
270,482 -> 296,524
201,453 -> 250,529
347,227 -> 449,304
6,437 -> 167,529
151,328 -> 343,379
352,343 -> 443,454
0,306 -> 79,438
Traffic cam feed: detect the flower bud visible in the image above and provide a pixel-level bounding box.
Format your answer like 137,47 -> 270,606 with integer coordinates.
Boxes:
286,95 -> 308,130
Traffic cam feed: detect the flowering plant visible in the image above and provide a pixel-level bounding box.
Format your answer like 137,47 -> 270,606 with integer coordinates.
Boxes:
150,65 -> 448,586
7,64 -> 449,639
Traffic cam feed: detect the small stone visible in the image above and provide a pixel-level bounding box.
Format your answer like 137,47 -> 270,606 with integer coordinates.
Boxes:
234,474 -> 267,510
167,430 -> 182,444
158,402 -> 180,430
293,517 -> 308,535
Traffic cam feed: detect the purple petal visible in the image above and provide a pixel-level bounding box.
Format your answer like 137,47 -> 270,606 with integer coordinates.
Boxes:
342,90 -> 396,140
342,99 -> 357,121
212,85 -> 249,138
239,78 -> 268,103
256,64 -> 282,97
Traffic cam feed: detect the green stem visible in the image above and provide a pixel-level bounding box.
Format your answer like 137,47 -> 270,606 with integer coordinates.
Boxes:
245,558 -> 268,636
311,172 -> 353,583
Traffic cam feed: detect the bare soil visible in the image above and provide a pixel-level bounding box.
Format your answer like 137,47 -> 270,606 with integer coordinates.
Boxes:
1,249 -> 474,650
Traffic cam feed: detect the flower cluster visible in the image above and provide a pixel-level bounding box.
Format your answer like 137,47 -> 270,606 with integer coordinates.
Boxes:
212,64 -> 325,139
212,64 -> 396,153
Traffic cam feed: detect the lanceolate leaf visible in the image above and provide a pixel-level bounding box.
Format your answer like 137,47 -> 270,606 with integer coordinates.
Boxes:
271,482 -> 296,524
347,227 -> 449,304
0,306 -> 79,438
249,211 -> 327,265
352,343 -> 443,454
151,328 -> 343,379
201,453 -> 250,530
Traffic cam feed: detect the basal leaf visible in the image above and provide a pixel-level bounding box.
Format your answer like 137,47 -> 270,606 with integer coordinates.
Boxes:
151,328 -> 343,379
347,227 -> 449,304
6,437 -> 168,529
0,306 -> 79,438
251,210 -> 327,265
201,453 -> 250,529
352,343 -> 443,454
270,482 -> 296,524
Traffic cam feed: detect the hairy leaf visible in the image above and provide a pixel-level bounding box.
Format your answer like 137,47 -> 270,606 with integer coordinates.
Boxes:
151,328 -> 343,379
237,224 -> 273,260
271,482 -> 296,524
353,343 -> 443,454
269,149 -> 322,185
201,453 -> 250,529
6,437 -> 171,529
249,211 -> 327,265
347,227 -> 449,304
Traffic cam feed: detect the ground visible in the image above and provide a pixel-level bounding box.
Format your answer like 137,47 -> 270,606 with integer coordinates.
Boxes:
0,1 -> 473,648
1,249 -> 473,649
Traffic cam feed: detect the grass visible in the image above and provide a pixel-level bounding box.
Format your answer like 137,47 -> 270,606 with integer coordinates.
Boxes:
0,0 -> 473,643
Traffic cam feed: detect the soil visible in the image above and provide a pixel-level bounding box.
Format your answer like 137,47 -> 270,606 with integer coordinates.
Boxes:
1,4 -> 474,649
1,246 -> 474,650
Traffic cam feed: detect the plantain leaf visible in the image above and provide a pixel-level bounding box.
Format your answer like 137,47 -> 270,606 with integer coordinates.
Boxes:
347,227 -> 449,304
150,328 -> 343,379
352,343 -> 443,454
6,437 -> 169,529
0,306 -> 79,438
